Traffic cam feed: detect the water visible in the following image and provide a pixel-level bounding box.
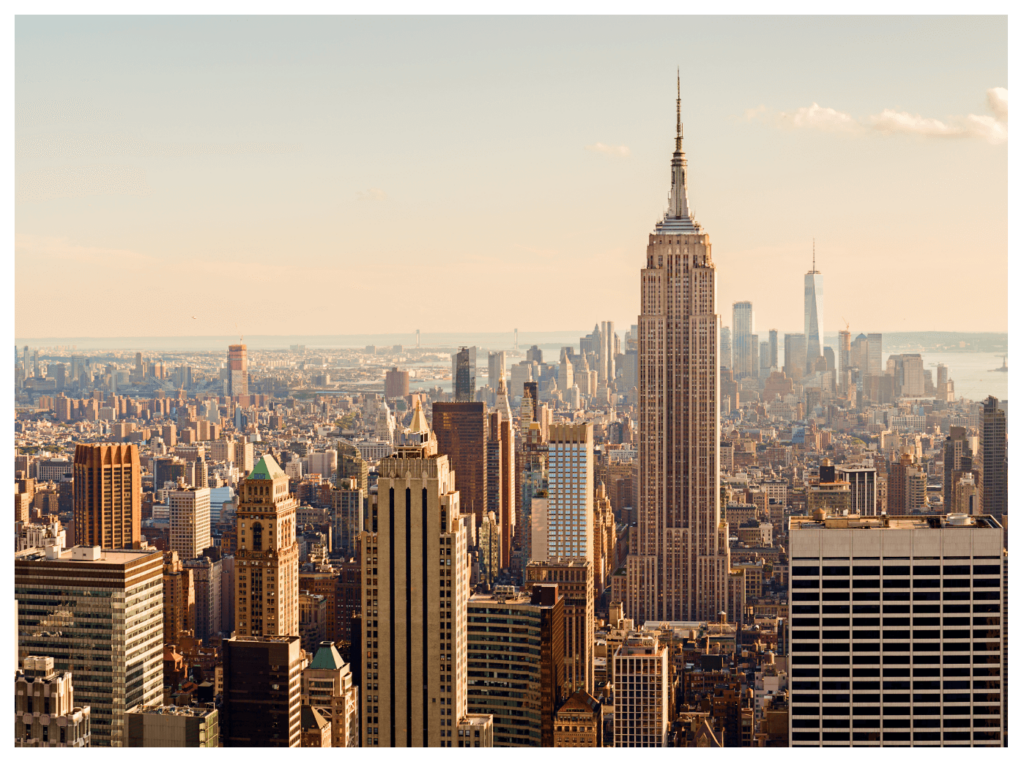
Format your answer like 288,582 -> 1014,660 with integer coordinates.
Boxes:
900,352 -> 1008,403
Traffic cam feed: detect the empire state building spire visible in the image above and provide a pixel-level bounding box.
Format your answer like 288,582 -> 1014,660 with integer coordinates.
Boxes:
655,70 -> 701,234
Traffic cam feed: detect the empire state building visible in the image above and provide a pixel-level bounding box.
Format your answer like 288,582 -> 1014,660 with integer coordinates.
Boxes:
625,77 -> 729,623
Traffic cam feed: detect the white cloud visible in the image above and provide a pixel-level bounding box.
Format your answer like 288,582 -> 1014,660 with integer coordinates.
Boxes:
585,143 -> 630,158
751,88 -> 1007,145
779,103 -> 861,133
356,188 -> 388,201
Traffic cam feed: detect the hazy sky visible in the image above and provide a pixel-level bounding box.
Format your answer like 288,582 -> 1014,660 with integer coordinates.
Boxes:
15,16 -> 1007,339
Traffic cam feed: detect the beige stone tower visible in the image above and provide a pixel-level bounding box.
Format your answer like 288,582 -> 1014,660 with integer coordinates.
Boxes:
360,405 -> 476,747
626,74 -> 728,623
234,454 -> 299,637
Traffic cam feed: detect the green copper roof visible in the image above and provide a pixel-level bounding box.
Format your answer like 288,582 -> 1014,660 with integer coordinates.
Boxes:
309,642 -> 345,671
248,453 -> 285,481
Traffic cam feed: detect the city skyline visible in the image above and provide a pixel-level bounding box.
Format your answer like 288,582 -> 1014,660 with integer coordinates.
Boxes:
15,16 -> 1007,337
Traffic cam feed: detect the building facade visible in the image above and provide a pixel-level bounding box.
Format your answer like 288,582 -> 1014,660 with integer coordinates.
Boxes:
788,513 -> 1004,746
234,455 -> 300,638
15,546 -> 164,746
222,635 -> 303,747
73,442 -> 142,549
627,79 -> 728,624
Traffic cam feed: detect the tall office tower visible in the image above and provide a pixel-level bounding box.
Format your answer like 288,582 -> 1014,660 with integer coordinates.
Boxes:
886,450 -> 917,515
467,586 -> 566,746
526,345 -> 543,364
303,641 -> 360,748
222,635 -> 303,747
227,343 -> 248,398
15,656 -> 92,747
234,455 -> 300,638
163,550 -> 196,646
170,485 -> 211,559
493,411 -> 515,567
784,333 -> 807,383
559,352 -> 575,392
759,339 -> 771,377
384,367 -> 410,399
612,634 -> 670,747
627,78 -> 728,624
836,463 -> 877,515
453,346 -> 477,401
193,455 -> 208,488
943,427 -> 973,512
732,301 -> 755,377
603,321 -> 616,385
360,424 -> 489,748
73,443 -> 142,549
979,396 -> 1007,518
183,554 -> 223,643
768,328 -> 779,369
432,401 -> 488,524
134,351 -> 143,376
804,246 -> 824,372
337,441 -> 369,494
720,326 -> 732,369
526,559 -> 594,695
788,513 -> 1004,747
331,478 -> 364,558
535,423 -> 594,563
866,333 -> 883,376
16,546 -> 164,747
488,351 -> 506,390
838,329 -> 852,392
1007,401 -> 1024,745
887,354 -> 926,397
517,420 -> 548,562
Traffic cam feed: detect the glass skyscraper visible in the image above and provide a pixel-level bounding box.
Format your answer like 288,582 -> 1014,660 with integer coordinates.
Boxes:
804,254 -> 824,372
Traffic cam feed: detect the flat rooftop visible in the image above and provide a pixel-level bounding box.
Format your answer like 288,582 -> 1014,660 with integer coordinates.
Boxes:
14,546 -> 160,565
790,513 -> 1003,531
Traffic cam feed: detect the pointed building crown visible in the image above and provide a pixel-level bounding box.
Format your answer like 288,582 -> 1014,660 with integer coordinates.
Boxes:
655,70 -> 701,235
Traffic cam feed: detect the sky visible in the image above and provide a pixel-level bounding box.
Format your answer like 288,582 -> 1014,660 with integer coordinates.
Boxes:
14,15 -> 1008,339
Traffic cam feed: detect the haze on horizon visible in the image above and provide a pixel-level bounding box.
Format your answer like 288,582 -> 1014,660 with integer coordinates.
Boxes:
15,16 -> 1008,339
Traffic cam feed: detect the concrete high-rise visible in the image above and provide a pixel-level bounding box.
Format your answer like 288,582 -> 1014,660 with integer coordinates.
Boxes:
784,333 -> 807,383
979,396 -> 1007,518
612,634 -> 670,747
943,427 -> 973,512
732,301 -> 755,378
526,558 -> 593,696
227,343 -> 248,398
789,512 -> 1004,746
804,245 -> 824,372
222,635 -> 303,747
533,423 -> 593,564
432,401 -> 487,524
487,351 -> 506,390
466,586 -> 566,746
768,328 -> 779,369
169,485 -> 211,560
384,367 -> 410,399
234,455 -> 300,638
626,77 -> 728,624
720,326 -> 732,370
16,546 -> 164,747
73,443 -> 142,549
360,419 -> 489,747
836,463 -> 877,515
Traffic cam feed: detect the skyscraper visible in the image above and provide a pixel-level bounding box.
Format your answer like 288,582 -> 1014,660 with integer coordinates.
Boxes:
16,546 -> 164,747
720,326 -> 732,370
454,346 -> 475,401
626,77 -> 728,623
979,396 -> 1007,518
169,485 -> 211,560
534,423 -> 593,564
487,351 -> 506,390
732,301 -> 755,378
432,401 -> 487,524
612,635 -> 670,747
222,635 -> 303,747
73,443 -> 142,549
837,328 -> 851,392
784,333 -> 807,383
768,328 -> 779,369
234,455 -> 300,638
804,244 -> 824,372
943,426 -> 975,513
360,419 -> 489,747
227,344 -> 248,398
789,512 -> 1004,746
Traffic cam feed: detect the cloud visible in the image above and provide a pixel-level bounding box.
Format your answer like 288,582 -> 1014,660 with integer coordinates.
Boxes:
585,143 -> 630,158
356,188 -> 388,201
780,103 -> 862,133
750,87 -> 1007,145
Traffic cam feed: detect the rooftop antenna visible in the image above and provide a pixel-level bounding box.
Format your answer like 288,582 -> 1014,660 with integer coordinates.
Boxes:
812,239 -> 817,273
676,67 -> 683,148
